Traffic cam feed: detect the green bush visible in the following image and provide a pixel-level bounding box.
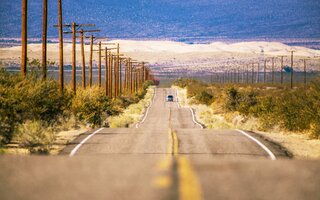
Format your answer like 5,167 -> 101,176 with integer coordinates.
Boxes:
71,86 -> 111,127
225,87 -> 241,111
195,90 -> 214,105
238,90 -> 258,117
174,77 -> 320,139
0,70 -> 70,144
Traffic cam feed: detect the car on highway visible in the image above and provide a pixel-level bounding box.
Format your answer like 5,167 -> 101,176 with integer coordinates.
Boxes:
166,95 -> 174,102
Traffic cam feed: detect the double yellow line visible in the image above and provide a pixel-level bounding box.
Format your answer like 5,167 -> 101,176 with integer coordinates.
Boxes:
168,128 -> 179,156
167,128 -> 203,200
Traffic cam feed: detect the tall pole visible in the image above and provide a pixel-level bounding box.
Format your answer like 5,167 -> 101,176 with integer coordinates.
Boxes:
119,58 -> 122,95
109,52 -> 113,98
280,56 -> 284,85
246,65 -> 249,84
21,0 -> 27,78
263,59 -> 267,83
303,59 -> 307,89
251,63 -> 254,84
80,29 -> 86,88
291,51 -> 294,89
98,42 -> 102,87
257,63 -> 260,83
106,47 -> 110,97
89,35 -> 93,87
71,22 -> 76,93
41,0 -> 47,80
272,57 -> 275,84
58,0 -> 64,91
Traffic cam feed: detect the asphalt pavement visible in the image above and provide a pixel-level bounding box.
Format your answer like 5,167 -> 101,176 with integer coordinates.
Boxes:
1,88 -> 319,200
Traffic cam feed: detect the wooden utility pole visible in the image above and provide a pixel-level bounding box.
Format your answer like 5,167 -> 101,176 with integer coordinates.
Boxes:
271,57 -> 275,83
89,35 -> 94,87
58,0 -> 64,91
105,47 -> 108,96
278,56 -> 285,85
290,51 -> 294,89
303,59 -> 307,88
263,59 -> 267,83
41,0 -> 47,80
80,30 -> 86,88
251,63 -> 254,84
71,22 -> 76,92
257,63 -> 260,83
246,64 -> 249,84
21,0 -> 27,78
109,52 -> 113,98
115,43 -> 120,97
98,42 -> 102,87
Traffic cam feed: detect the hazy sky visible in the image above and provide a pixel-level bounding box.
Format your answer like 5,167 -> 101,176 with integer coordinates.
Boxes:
0,0 -> 319,40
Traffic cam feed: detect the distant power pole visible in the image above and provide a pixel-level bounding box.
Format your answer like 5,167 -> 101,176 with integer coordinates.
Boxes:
251,63 -> 254,84
21,0 -> 27,78
80,29 -> 86,88
41,0 -> 47,80
290,51 -> 294,89
58,0 -> 64,91
263,59 -> 267,83
278,56 -> 285,85
98,42 -> 102,87
271,57 -> 275,84
89,35 -> 94,87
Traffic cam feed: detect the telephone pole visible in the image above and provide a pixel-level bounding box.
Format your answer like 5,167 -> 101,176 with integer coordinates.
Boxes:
41,0 -> 47,80
263,59 -> 267,83
21,0 -> 27,78
290,51 -> 294,89
58,0 -> 64,91
56,23 -> 96,93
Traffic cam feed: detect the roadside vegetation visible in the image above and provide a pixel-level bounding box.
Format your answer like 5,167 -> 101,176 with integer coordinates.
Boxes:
173,78 -> 320,139
108,86 -> 155,128
0,69 -> 153,154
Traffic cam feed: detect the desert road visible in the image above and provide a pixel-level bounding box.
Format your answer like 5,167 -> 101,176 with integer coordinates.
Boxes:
1,88 -> 320,200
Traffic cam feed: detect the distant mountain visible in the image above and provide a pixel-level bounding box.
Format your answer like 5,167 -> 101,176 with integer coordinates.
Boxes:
0,0 -> 320,42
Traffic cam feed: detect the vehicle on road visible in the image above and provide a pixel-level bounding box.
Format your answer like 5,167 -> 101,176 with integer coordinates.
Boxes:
166,95 -> 174,102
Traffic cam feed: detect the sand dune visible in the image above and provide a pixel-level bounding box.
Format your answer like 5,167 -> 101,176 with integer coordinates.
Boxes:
1,40 -> 319,74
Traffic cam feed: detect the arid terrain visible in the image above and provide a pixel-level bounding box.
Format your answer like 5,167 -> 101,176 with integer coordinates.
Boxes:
1,40 -> 319,76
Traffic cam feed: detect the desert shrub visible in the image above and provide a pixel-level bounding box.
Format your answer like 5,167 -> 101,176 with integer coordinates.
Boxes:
0,70 -> 70,144
17,120 -> 55,154
255,96 -> 278,130
225,87 -> 241,111
238,90 -> 258,116
195,90 -> 214,105
71,86 -> 110,127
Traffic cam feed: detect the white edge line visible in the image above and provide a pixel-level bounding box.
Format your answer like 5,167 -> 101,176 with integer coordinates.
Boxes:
189,107 -> 204,129
236,129 -> 276,160
69,127 -> 104,157
135,88 -> 156,128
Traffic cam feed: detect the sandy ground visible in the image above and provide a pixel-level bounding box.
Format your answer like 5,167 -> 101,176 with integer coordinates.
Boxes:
1,40 -> 320,74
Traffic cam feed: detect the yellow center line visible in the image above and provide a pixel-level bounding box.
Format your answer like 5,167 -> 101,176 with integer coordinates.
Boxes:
169,128 -> 203,200
155,108 -> 203,200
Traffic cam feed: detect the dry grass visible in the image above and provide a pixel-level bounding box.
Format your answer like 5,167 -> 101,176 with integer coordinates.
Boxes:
108,86 -> 155,128
174,86 -> 320,159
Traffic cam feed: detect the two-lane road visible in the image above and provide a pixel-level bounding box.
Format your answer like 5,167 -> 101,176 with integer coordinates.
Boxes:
1,88 -> 319,200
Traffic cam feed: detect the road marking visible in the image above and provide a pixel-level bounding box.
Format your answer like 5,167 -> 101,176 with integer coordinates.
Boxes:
168,128 -> 173,155
166,128 -> 203,200
189,108 -> 204,129
135,87 -> 156,128
236,129 -> 276,160
69,128 -> 104,157
178,156 -> 202,200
